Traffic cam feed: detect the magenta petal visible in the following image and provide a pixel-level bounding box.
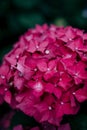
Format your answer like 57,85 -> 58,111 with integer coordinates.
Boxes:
28,40 -> 36,53
48,60 -> 56,70
4,91 -> 12,104
63,103 -> 79,115
13,125 -> 23,130
75,88 -> 87,102
31,127 -> 40,130
45,83 -> 54,93
65,26 -> 76,40
37,60 -> 47,72
53,87 -> 62,99
39,41 -> 48,52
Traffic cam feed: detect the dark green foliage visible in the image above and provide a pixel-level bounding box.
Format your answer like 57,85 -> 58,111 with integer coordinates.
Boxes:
9,111 -> 38,130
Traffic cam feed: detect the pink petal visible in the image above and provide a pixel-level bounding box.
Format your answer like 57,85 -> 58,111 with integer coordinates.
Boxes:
33,82 -> 44,97
5,55 -> 17,66
48,60 -> 56,70
4,91 -> 12,104
63,103 -> 79,115
58,73 -> 72,90
31,127 -> 40,130
75,88 -> 87,102
13,125 -> 23,130
27,40 -> 36,53
39,41 -> 48,52
53,87 -> 62,99
65,26 -> 76,40
45,83 -> 54,93
37,60 -> 47,72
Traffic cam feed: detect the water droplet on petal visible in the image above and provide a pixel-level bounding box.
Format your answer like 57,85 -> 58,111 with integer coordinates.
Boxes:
45,50 -> 50,54
16,55 -> 19,59
61,101 -> 64,105
54,67 -> 57,72
1,75 -> 5,79
69,38 -> 72,41
72,92 -> 76,95
36,45 -> 39,49
34,68 -> 37,72
4,88 -> 8,91
75,73 -> 79,76
59,78 -> 62,81
9,82 -> 13,86
47,68 -> 50,71
75,47 -> 78,50
48,106 -> 52,110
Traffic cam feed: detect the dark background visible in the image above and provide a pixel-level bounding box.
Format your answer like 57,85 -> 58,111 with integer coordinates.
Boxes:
1,0 -> 87,129
1,0 -> 87,62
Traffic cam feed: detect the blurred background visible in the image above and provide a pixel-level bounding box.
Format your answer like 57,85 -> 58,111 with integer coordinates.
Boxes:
0,0 -> 87,62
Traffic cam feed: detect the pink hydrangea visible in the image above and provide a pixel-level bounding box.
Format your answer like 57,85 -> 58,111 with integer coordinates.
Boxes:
0,24 -> 87,126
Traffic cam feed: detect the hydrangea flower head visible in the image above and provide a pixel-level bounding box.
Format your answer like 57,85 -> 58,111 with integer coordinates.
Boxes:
0,24 -> 87,126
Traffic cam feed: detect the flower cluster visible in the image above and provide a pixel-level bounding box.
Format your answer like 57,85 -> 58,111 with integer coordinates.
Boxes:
0,24 -> 87,126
